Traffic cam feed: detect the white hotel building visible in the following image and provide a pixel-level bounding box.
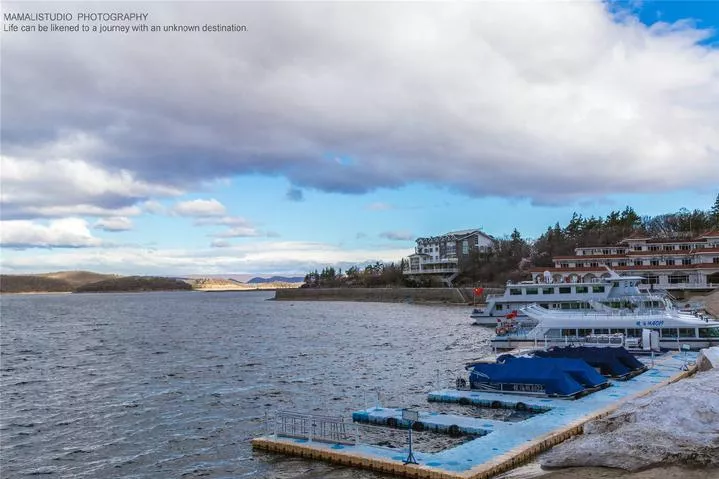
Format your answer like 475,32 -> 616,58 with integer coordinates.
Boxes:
403,229 -> 495,286
529,231 -> 719,291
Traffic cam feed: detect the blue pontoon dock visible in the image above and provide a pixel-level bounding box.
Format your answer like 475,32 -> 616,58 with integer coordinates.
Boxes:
253,352 -> 697,479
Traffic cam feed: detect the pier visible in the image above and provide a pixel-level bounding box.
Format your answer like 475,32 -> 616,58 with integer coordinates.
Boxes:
252,352 -> 697,479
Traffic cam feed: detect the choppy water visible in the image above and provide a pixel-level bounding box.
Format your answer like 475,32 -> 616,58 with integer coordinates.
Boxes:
0,291 -> 494,478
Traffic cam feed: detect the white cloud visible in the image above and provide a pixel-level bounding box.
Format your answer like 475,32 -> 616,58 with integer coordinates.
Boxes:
0,218 -> 103,248
0,241 -> 412,275
94,217 -> 133,232
1,153 -> 182,219
210,239 -> 232,248
172,199 -> 226,217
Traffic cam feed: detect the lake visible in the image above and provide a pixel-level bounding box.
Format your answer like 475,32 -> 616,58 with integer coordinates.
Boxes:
0,291 -> 494,478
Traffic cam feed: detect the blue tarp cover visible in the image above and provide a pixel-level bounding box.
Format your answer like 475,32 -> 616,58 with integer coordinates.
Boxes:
532,346 -> 645,378
469,357 -> 607,397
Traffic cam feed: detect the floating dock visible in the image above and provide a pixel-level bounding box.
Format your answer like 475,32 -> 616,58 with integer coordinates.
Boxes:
252,352 -> 697,479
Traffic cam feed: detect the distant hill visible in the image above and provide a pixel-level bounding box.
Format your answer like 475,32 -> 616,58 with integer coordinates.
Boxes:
75,276 -> 193,293
0,275 -> 74,293
248,276 -> 304,284
39,271 -> 120,287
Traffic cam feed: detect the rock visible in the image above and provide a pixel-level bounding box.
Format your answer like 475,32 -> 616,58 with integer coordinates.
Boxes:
697,346 -> 719,372
541,367 -> 719,472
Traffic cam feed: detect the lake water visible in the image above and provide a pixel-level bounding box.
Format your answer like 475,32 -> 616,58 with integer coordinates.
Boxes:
0,291 -> 494,478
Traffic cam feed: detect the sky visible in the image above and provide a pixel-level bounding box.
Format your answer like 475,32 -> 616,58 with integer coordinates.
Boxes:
1,0 -> 718,277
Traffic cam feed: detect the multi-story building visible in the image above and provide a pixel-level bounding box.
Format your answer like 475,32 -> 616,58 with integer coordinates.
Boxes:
529,231 -> 719,291
403,229 -> 495,286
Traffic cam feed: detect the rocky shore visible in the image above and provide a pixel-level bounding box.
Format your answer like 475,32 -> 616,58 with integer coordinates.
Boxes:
540,347 -> 719,474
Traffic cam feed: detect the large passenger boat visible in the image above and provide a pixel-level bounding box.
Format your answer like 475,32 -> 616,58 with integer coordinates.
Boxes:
490,300 -> 719,351
471,270 -> 663,326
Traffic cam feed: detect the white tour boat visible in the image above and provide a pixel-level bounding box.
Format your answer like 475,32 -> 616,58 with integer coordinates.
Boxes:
471,269 -> 663,326
490,300 -> 719,351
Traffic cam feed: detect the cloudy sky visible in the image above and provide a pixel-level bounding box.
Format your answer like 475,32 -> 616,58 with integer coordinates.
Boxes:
1,0 -> 718,276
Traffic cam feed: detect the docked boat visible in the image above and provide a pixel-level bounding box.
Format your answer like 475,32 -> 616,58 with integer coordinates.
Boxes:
490,300 -> 719,351
471,270 -> 664,326
466,355 -> 609,399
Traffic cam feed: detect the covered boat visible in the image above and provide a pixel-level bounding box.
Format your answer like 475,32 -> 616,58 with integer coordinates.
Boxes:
530,346 -> 646,379
468,356 -> 609,399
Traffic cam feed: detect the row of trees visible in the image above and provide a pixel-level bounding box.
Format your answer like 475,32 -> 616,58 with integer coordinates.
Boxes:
304,195 -> 719,288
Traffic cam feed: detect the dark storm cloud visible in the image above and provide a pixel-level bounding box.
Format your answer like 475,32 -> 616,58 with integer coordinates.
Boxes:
2,1 -> 718,213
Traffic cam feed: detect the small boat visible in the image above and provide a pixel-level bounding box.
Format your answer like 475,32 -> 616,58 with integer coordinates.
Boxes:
528,346 -> 647,379
471,269 -> 665,326
466,356 -> 609,399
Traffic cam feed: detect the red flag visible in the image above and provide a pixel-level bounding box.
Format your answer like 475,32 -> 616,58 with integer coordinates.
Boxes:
473,287 -> 484,296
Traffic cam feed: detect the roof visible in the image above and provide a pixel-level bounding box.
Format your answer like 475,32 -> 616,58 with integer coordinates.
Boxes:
699,229 -> 719,239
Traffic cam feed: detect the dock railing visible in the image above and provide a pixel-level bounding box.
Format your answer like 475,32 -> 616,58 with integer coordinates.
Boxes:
267,411 -> 359,445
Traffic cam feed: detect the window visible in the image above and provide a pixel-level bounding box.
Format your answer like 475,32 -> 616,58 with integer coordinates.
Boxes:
578,328 -> 592,336
643,275 -> 659,285
650,259 -> 659,266
590,262 -> 599,267
575,286 -> 588,293
610,329 -> 625,335
634,245 -> 642,251
561,329 -> 577,337
618,261 -> 627,267
663,245 -> 674,251
560,262 -> 569,268
592,285 -> 605,293
496,304 -> 503,311
594,329 -> 610,335
682,258 -> 692,265
678,328 -> 695,338
714,257 -> 719,264
462,240 -> 469,255
666,259 -> 675,265
559,287 -> 571,294
602,249 -> 610,255
542,287 -> 554,295
680,244 -> 690,250
539,303 -> 549,309
509,288 -> 522,295
526,288 -> 538,295
660,328 -> 677,338
649,245 -> 659,251
700,328 -> 719,338
668,274 -> 689,284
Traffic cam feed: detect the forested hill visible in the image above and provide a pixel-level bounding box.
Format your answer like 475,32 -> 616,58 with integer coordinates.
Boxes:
74,276 -> 193,293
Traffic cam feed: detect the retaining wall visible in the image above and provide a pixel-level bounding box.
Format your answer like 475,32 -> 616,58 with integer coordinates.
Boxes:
274,287 -> 483,304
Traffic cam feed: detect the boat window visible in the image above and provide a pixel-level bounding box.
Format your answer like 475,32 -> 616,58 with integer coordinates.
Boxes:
509,289 -> 522,296
592,285 -> 605,293
699,328 -> 719,338
610,329 -> 625,335
560,303 -> 571,309
578,328 -> 592,336
496,304 -> 503,310
542,288 -> 554,294
593,329 -> 610,335
570,303 -> 580,309
678,328 -> 695,338
613,282 -> 619,287
626,328 -> 641,337
539,303 -> 549,309
576,286 -> 588,293
526,288 -> 538,295
559,287 -> 571,294
660,328 -> 678,338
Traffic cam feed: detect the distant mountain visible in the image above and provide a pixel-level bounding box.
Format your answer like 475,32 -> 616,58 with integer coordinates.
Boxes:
247,276 -> 304,284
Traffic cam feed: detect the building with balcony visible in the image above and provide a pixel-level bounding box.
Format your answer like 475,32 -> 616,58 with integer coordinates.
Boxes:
529,230 -> 719,291
403,229 -> 496,286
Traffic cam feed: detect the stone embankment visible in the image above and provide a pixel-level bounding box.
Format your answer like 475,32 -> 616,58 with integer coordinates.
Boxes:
703,289 -> 719,317
541,347 -> 719,472
274,287 -> 498,304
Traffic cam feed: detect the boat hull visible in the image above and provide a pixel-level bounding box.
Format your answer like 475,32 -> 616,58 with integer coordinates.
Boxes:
490,336 -> 719,351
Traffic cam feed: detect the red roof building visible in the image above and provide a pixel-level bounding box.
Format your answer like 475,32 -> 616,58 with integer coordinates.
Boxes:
530,232 -> 719,291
